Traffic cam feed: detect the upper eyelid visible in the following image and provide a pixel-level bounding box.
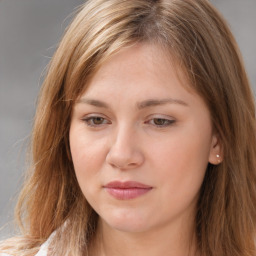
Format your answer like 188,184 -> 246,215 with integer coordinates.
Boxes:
145,114 -> 175,120
80,113 -> 176,122
81,112 -> 175,117
81,113 -> 109,119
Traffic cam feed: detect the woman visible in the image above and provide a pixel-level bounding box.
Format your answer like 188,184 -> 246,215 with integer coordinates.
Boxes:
1,0 -> 256,255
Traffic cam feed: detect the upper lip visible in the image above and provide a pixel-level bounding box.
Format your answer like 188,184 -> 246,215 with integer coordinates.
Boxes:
104,181 -> 152,189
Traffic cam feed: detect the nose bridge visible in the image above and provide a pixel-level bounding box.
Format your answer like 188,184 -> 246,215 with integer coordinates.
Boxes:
106,122 -> 144,169
116,122 -> 134,147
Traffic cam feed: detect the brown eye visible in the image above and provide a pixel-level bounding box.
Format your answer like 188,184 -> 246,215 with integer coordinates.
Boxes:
153,118 -> 167,126
92,117 -> 105,125
83,116 -> 109,127
147,118 -> 175,127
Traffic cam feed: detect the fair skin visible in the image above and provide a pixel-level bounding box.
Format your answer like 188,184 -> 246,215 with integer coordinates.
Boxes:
69,43 -> 221,256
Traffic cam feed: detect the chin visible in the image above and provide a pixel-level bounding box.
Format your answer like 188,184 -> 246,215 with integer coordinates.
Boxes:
100,209 -> 153,233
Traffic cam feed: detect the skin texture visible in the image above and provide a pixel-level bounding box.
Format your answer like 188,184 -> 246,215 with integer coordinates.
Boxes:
69,43 -> 221,256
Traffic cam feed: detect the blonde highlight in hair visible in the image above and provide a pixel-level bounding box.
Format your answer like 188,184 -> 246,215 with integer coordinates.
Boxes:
1,0 -> 256,255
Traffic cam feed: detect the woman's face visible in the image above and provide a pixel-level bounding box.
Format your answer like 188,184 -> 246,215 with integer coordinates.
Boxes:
69,43 -> 220,234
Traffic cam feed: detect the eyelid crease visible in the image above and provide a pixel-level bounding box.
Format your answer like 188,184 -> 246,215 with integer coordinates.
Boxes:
145,113 -> 176,120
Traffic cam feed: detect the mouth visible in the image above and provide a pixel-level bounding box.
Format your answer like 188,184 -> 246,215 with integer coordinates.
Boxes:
103,181 -> 153,200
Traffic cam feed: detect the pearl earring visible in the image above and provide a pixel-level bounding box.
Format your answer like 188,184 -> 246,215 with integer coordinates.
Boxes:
216,154 -> 221,163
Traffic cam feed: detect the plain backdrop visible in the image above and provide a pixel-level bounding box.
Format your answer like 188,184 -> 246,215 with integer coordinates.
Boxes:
0,0 -> 256,238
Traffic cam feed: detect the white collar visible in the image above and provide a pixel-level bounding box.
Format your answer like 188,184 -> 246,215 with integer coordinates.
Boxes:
34,239 -> 49,256
35,231 -> 56,256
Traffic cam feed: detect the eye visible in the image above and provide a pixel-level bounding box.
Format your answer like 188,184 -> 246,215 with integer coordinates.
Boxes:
82,116 -> 110,127
147,117 -> 175,127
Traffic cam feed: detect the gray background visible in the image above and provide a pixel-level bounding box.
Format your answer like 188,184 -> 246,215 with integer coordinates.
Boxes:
0,0 -> 255,238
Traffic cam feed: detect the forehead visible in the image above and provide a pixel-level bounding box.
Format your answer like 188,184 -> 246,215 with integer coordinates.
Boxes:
78,42 -> 193,99
75,43 -> 208,115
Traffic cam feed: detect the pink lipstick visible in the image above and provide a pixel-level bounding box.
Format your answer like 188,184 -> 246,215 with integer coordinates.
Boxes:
104,181 -> 152,200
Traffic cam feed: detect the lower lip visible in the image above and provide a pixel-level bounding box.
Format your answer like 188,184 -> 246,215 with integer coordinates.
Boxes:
105,187 -> 152,200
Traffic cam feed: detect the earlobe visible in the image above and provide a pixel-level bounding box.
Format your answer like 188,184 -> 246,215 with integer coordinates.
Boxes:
208,134 -> 223,165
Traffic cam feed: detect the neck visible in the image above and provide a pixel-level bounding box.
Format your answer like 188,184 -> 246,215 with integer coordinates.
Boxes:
89,216 -> 198,256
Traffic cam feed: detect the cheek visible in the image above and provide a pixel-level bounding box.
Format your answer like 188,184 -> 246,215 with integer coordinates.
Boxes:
70,122 -> 103,164
150,135 -> 210,172
69,125 -> 107,190
149,127 -> 211,197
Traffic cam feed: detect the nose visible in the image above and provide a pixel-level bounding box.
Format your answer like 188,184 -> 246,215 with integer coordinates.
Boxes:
106,126 -> 144,170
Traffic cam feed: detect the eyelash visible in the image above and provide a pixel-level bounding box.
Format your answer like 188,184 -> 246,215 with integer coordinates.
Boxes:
146,118 -> 176,127
82,116 -> 111,127
82,116 -> 175,128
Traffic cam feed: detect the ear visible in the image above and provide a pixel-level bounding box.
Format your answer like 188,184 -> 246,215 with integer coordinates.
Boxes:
208,133 -> 223,165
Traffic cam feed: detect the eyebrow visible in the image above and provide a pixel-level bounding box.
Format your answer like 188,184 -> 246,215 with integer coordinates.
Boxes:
77,97 -> 188,109
78,98 -> 109,108
137,98 -> 188,109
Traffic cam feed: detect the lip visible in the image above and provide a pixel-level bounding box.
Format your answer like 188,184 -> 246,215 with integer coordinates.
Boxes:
103,181 -> 153,200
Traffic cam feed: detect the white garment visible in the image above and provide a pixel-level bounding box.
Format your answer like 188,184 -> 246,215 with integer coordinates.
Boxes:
34,239 -> 49,256
0,236 -> 50,256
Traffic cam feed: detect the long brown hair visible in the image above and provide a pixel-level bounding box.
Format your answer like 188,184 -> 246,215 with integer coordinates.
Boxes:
1,0 -> 256,255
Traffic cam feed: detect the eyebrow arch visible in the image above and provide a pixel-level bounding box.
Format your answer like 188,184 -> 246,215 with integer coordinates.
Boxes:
137,98 -> 188,109
77,98 -> 110,108
77,97 -> 188,109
